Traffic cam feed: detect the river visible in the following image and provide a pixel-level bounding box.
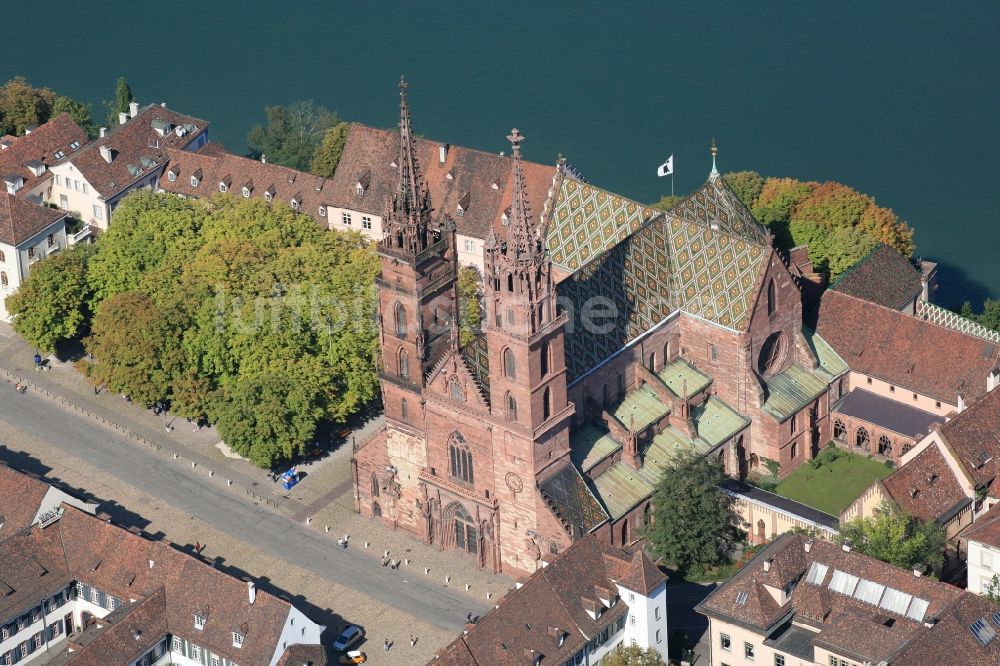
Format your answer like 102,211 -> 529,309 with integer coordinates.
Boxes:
3,1 -> 998,306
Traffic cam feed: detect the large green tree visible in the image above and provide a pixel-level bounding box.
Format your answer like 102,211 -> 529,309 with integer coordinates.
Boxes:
457,266 -> 483,345
5,246 -> 92,354
53,96 -> 97,138
0,76 -> 56,135
643,452 -> 745,571
837,505 -> 946,575
106,76 -> 134,126
723,170 -> 765,210
247,100 -> 341,171
602,645 -> 667,666
310,121 -> 351,177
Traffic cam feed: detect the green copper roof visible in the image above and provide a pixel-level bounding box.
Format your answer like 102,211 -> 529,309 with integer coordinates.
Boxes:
590,461 -> 655,520
570,423 -> 622,472
658,358 -> 712,398
803,327 -> 849,380
762,364 -> 829,421
611,385 -> 669,432
638,426 -> 714,484
693,396 -> 750,447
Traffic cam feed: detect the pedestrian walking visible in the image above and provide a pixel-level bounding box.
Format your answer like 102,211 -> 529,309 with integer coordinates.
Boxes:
195,542 -> 201,553
383,638 -> 390,652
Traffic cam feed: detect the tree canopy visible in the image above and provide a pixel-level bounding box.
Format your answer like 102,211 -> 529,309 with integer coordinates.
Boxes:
643,452 -> 745,572
247,100 -> 341,171
959,299 -> 1000,333
106,76 -> 134,126
602,645 -> 667,666
836,505 -> 946,575
310,122 -> 351,177
53,96 -> 97,138
457,266 -> 483,346
0,76 -> 98,138
15,190 -> 380,467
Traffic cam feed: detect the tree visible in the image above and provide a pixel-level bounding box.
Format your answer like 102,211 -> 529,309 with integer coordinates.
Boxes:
984,574 -> 1000,603
0,76 -> 56,135
247,100 -> 341,171
310,122 -> 351,177
643,452 -> 746,571
837,505 -> 946,575
723,170 -> 765,209
5,246 -> 92,354
650,195 -> 682,211
958,299 -> 1000,332
457,266 -> 483,345
602,644 -> 667,666
752,177 -> 814,249
106,76 -> 134,126
53,96 -> 97,138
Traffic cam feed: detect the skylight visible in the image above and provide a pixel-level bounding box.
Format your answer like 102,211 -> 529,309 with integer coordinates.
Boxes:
879,588 -> 913,616
852,579 -> 886,606
970,618 -> 996,647
735,591 -> 749,606
828,570 -> 859,596
805,561 -> 828,585
905,597 -> 929,622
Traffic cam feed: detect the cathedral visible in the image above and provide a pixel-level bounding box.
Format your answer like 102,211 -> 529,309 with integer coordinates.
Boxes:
352,81 -> 841,575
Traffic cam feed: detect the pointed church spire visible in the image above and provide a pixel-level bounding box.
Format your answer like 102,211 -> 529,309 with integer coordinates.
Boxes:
710,138 -> 719,178
505,128 -> 539,260
382,76 -> 432,255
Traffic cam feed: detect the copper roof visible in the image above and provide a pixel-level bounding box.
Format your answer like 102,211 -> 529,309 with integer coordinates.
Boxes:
816,290 -> 1000,405
0,191 -> 65,246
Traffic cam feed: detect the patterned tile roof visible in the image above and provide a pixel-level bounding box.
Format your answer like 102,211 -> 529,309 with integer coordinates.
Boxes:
762,364 -> 829,421
460,333 -> 491,399
917,299 -> 1000,344
538,461 -> 608,535
553,173 -> 770,380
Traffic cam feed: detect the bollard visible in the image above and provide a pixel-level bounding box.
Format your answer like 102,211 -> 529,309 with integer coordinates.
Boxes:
424,568 -> 430,575
404,558 -> 410,565
384,550 -> 389,558
306,517 -> 312,525
208,471 -> 214,478
227,480 -> 233,487
191,461 -> 197,469
444,575 -> 450,583
465,584 -> 471,591
486,592 -> 492,600
325,526 -> 331,533
173,453 -> 178,459
364,542 -> 370,549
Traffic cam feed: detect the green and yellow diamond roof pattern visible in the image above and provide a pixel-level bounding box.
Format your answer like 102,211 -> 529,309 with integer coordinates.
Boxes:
551,173 -> 770,380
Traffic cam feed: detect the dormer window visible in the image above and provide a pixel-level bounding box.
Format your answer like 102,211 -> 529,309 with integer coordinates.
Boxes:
219,182 -> 227,193
53,150 -> 65,160
232,631 -> 244,648
456,206 -> 464,217
491,181 -> 499,190
190,176 -> 199,187
194,614 -> 206,630
264,186 -> 275,203
191,169 -> 202,187
445,172 -> 454,181
356,184 -> 364,196
69,141 -> 80,150
242,187 -> 251,198
318,205 -> 327,217
168,170 -> 177,182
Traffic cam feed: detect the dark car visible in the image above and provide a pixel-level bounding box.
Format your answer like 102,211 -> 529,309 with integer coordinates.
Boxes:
333,624 -> 365,652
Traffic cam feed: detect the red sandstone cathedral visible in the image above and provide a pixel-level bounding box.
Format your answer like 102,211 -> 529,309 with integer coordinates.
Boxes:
353,81 -> 840,575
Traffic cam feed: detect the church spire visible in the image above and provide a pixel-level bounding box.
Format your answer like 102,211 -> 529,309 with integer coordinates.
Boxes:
382,76 -> 433,255
505,128 -> 541,261
710,138 -> 719,178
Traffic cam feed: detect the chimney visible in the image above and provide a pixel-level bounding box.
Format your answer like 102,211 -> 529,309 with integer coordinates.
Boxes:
763,557 -> 772,572
913,564 -> 926,577
148,559 -> 154,569
100,145 -> 113,164
958,393 -> 966,412
439,143 -> 449,164
129,102 -> 139,118
804,539 -> 814,553
247,580 -> 256,605
160,102 -> 167,107
132,629 -> 141,641
842,540 -> 853,552
99,127 -> 107,139
261,154 -> 266,165
119,112 -> 128,125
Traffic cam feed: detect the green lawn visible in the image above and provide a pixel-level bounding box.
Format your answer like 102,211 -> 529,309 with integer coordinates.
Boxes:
773,448 -> 893,516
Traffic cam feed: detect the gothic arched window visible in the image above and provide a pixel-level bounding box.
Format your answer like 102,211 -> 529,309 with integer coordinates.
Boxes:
506,392 -> 518,421
878,434 -> 892,457
856,427 -> 870,451
540,341 -> 549,377
758,332 -> 786,377
401,398 -> 408,422
543,387 -> 552,421
503,348 -> 516,379
834,419 -> 846,440
398,349 -> 410,380
767,278 -> 777,315
370,473 -> 380,498
394,302 -> 407,337
450,379 -> 463,401
449,434 -> 474,484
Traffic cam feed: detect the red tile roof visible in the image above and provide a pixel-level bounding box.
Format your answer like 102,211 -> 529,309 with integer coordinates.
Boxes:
328,124 -> 556,241
0,191 -> 66,246
963,502 -> 1000,549
937,386 -> 1000,488
891,592 -> 1000,664
880,443 -> 970,523
816,289 -> 1000,404
159,145 -> 333,222
434,535 -> 663,665
0,113 -> 87,194
67,104 -> 207,198
829,244 -> 922,310
0,464 -> 52,533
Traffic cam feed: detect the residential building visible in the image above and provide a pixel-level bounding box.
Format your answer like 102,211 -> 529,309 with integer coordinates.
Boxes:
816,288 -> 1000,463
157,145 -> 334,224
697,533 -> 1000,665
0,114 -> 87,204
354,81 -> 842,575
430,534 -> 668,665
326,84 -> 555,269
966,503 -> 1000,596
47,102 -> 208,233
0,465 -> 324,665
0,193 -> 68,321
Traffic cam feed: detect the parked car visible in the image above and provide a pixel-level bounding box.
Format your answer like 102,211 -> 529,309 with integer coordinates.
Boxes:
340,651 -> 367,665
333,624 -> 365,651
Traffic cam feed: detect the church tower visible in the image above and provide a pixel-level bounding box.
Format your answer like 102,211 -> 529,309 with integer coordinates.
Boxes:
377,77 -> 457,430
483,129 -> 573,473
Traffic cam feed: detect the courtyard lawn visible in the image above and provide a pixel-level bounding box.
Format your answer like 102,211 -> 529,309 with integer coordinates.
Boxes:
773,448 -> 893,516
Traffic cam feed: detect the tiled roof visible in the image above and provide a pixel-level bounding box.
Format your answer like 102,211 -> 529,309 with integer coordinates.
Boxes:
66,588 -> 169,666
555,173 -> 770,380
816,290 -> 1000,405
762,364 -> 829,421
829,244 -> 922,310
890,593 -> 1000,664
881,444 -> 970,524
658,358 -> 712,398
0,113 -> 86,194
693,396 -> 750,447
569,423 -> 621,472
803,328 -> 849,379
590,461 -> 654,520
962,502 -> 1000,548
67,104 -> 207,198
610,384 -> 669,432
0,464 -> 52,534
538,461 -> 608,535
160,145 -> 333,221
917,299 -> 1000,344
937,387 -> 1000,488
697,535 -> 971,664
434,535 -> 663,666
328,124 -> 555,241
0,192 -> 65,246
833,388 -> 942,438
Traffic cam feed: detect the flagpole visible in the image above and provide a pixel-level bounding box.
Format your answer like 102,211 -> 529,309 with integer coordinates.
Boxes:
671,172 -> 674,197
